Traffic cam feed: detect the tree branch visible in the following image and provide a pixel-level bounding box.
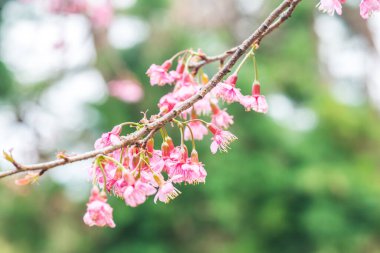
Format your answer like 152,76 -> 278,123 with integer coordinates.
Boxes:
0,0 -> 302,180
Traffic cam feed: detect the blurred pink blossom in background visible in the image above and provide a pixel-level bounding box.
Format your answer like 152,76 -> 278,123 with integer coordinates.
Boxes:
109,80 -> 144,103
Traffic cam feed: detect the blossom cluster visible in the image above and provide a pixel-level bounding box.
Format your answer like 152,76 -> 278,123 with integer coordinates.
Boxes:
83,49 -> 268,228
317,0 -> 380,19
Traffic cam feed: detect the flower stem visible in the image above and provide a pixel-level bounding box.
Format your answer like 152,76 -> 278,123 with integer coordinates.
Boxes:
252,53 -> 259,81
120,122 -> 141,128
100,155 -> 126,172
169,49 -> 189,62
96,158 -> 107,192
179,126 -> 185,147
234,48 -> 254,74
185,124 -> 196,150
184,118 -> 209,125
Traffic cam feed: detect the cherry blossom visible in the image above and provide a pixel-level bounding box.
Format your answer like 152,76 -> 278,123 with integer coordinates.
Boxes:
208,124 -> 237,154
215,74 -> 242,104
83,186 -> 116,228
154,177 -> 181,204
360,0 -> 380,18
146,60 -> 174,86
211,103 -> 234,129
317,0 -> 346,16
109,80 -> 144,103
94,125 -> 122,149
184,121 -> 208,141
123,180 -> 157,207
240,82 -> 268,113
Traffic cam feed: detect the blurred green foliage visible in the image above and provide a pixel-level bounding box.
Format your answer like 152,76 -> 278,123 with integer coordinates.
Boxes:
1,1 -> 380,253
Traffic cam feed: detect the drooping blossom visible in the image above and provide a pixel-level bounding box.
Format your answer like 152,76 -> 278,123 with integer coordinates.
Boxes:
154,181 -> 181,203
182,149 -> 207,184
184,121 -> 208,141
211,103 -> 234,129
123,179 -> 157,207
94,125 -> 122,149
317,0 -> 346,15
215,74 -> 242,104
153,174 -> 181,204
240,81 -> 268,113
176,72 -> 198,87
174,85 -> 198,101
83,186 -> 116,228
164,146 -> 206,184
158,93 -> 178,114
109,80 -> 144,103
169,61 -> 185,81
146,60 -> 174,86
193,95 -> 212,115
360,0 -> 380,18
208,124 -> 237,154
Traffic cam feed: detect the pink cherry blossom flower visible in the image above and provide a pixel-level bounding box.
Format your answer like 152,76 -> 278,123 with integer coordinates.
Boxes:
184,121 -> 208,141
168,161 -> 206,184
176,72 -> 198,87
193,96 -> 212,115
161,136 -> 175,158
240,82 -> 268,113
208,124 -> 237,154
240,95 -> 268,113
109,80 -> 144,103
94,125 -> 122,149
211,103 -> 234,129
123,180 -> 156,207
317,0 -> 346,16
154,179 -> 181,204
158,93 -> 178,113
181,149 -> 207,184
146,60 -> 174,86
166,147 -> 205,184
173,85 -> 198,101
169,61 -> 185,81
215,74 -> 242,104
83,186 -> 116,228
360,0 -> 380,19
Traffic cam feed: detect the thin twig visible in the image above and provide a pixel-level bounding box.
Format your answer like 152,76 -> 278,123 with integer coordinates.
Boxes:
0,0 -> 302,179
189,0 -> 302,70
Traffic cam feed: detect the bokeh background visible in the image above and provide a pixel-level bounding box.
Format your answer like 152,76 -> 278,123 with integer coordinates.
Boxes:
1,0 -> 380,252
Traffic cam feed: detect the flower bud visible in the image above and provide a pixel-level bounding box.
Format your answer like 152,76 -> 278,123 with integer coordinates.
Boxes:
15,172 -> 39,186
165,136 -> 175,152
191,149 -> 199,163
207,124 -> 219,135
210,103 -> 220,115
180,145 -> 188,161
161,141 -> 170,157
131,154 -> 140,169
162,60 -> 172,71
252,81 -> 261,96
153,173 -> 164,186
176,61 -> 185,74
146,138 -> 154,154
226,74 -> 238,86
201,73 -> 209,84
